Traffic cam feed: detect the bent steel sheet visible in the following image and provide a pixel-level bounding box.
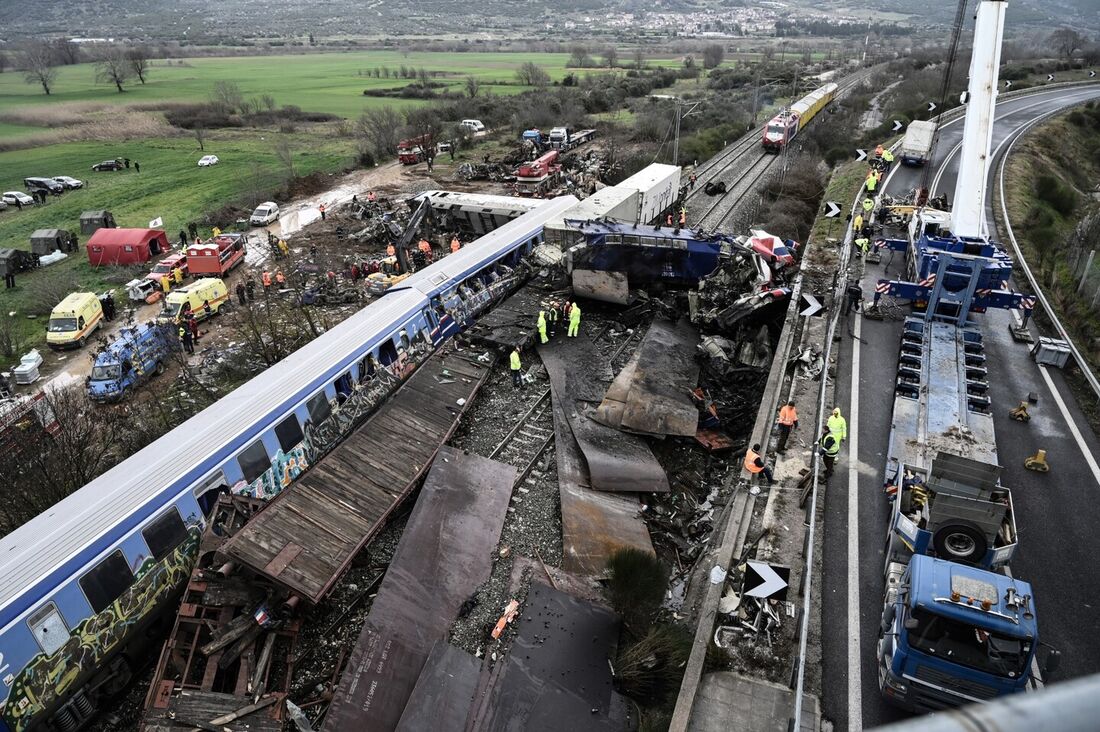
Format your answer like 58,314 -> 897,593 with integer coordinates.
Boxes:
594,318 -> 700,437
539,334 -> 669,493
472,581 -> 629,731
324,447 -> 516,731
572,269 -> 630,305
395,640 -> 481,732
550,387 -> 655,577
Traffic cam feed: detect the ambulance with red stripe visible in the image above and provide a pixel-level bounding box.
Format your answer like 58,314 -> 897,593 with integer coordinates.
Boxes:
157,278 -> 229,325
46,292 -> 104,350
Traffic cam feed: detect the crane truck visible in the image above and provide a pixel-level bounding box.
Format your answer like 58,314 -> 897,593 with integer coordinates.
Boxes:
871,0 -> 1058,713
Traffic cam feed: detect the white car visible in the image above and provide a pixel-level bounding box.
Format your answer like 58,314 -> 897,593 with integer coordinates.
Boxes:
460,119 -> 486,134
52,175 -> 84,189
250,201 -> 280,226
1,192 -> 35,207
198,155 -> 220,167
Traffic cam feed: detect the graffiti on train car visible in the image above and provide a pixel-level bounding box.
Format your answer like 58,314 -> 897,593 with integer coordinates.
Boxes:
0,520 -> 202,731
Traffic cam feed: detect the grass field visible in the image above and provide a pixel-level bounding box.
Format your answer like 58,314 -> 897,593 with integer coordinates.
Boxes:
0,129 -> 354,353
0,51 -> 696,131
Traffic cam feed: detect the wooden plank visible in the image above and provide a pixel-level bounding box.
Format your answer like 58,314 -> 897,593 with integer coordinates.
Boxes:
262,543 -> 302,577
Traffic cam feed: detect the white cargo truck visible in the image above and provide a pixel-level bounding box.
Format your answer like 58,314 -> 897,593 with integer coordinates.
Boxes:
899,120 -> 936,166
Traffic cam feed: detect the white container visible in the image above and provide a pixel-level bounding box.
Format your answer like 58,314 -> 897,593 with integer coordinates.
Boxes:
545,186 -> 639,247
1031,337 -> 1071,368
618,163 -> 681,224
14,363 -> 39,385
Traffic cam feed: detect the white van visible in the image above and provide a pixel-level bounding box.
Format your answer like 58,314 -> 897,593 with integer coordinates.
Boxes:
460,119 -> 486,134
250,201 -> 280,226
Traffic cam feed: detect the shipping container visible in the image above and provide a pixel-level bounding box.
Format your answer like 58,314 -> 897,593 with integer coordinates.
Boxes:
619,163 -> 681,225
544,185 -> 639,247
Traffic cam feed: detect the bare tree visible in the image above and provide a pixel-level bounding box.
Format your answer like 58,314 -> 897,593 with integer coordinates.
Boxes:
0,51 -> 7,74
127,46 -> 151,84
355,106 -> 404,159
260,93 -> 277,111
568,45 -> 592,68
405,107 -> 443,152
464,75 -> 481,98
211,80 -> 244,113
51,38 -> 81,65
515,61 -> 550,86
703,44 -> 725,69
1049,28 -> 1085,59
194,125 -> 207,151
94,47 -> 133,92
633,47 -> 646,70
21,41 -> 58,95
274,137 -> 296,179
604,46 -> 619,69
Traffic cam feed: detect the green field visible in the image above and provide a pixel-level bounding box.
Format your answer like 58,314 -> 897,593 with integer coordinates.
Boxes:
0,130 -> 353,353
0,51 -> 630,125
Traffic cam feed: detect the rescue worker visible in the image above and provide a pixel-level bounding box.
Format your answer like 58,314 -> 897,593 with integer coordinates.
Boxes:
262,270 -> 273,292
178,230 -> 188,249
246,275 -> 256,302
743,443 -> 776,485
819,428 -> 840,480
882,148 -> 894,172
278,239 -> 289,257
567,301 -> 581,338
874,144 -> 884,159
212,226 -> 222,237
367,190 -> 377,203
862,197 -> 874,216
386,242 -> 396,258
202,299 -> 212,318
845,282 -> 863,315
547,301 -> 559,337
160,274 -> 171,294
179,324 -> 194,354
236,282 -> 247,306
776,401 -> 798,453
853,213 -> 863,234
689,173 -> 697,190
319,203 -> 326,221
188,313 -> 200,343
666,213 -> 673,227
172,266 -> 183,285
275,270 -> 287,286
103,292 -> 116,321
828,407 -> 848,444
450,237 -> 461,254
855,236 -> 870,259
418,238 -> 433,263
510,347 -> 523,389
537,310 -> 548,344
679,206 -> 687,227
865,173 -> 877,194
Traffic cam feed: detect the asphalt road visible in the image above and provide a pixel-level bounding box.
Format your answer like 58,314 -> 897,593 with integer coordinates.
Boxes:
820,83 -> 1100,732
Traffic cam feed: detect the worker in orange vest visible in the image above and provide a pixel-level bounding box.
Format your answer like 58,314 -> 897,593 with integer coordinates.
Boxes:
450,237 -> 461,254
319,203 -> 327,221
262,271 -> 272,290
776,401 -> 799,453
275,270 -> 286,285
743,443 -> 775,485
666,213 -> 673,227
418,238 -> 433,262
367,190 -> 377,203
386,242 -> 396,258
679,207 -> 687,227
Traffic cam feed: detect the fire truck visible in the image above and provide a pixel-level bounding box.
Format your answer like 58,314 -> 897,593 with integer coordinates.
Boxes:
397,134 -> 433,165
514,151 -> 561,196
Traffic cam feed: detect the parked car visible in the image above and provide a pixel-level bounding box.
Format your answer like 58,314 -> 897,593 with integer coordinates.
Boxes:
460,119 -> 486,134
24,177 -> 63,195
91,159 -> 124,172
198,155 -> 220,167
249,201 -> 280,226
52,176 -> 84,189
2,192 -> 35,207
87,323 -> 176,402
0,201 -> 8,212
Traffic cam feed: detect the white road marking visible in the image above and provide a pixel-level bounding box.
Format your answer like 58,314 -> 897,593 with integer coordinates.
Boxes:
848,311 -> 863,731
1038,365 -> 1100,488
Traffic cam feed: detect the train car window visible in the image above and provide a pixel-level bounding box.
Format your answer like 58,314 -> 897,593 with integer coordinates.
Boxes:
274,414 -> 304,453
399,332 -> 410,351
378,339 -> 398,366
237,439 -> 271,483
359,353 -> 378,382
335,372 -> 353,396
142,507 -> 188,562
193,472 -> 228,516
420,327 -> 432,345
28,602 -> 69,655
79,550 -> 134,614
307,391 -> 332,424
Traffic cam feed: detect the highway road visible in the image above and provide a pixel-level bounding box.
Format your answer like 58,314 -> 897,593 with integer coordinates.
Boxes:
820,83 -> 1100,731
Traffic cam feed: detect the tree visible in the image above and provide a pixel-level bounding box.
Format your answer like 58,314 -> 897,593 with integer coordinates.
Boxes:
274,137 -> 296,179
405,107 -> 442,152
683,55 -> 697,71
211,80 -> 244,113
703,44 -> 725,69
194,125 -> 207,151
464,75 -> 481,98
21,42 -> 58,96
1049,28 -> 1085,59
127,46 -> 151,84
633,47 -> 646,70
568,45 -> 592,68
515,61 -> 550,87
51,38 -> 81,65
0,51 -> 7,74
355,106 -> 404,159
604,45 -> 619,68
94,47 -> 133,92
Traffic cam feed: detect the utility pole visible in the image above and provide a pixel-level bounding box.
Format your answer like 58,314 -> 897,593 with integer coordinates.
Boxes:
671,100 -> 701,167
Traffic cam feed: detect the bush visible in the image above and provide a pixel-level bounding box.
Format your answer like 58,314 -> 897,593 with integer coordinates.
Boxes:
614,624 -> 692,701
606,548 -> 668,635
1036,174 -> 1078,216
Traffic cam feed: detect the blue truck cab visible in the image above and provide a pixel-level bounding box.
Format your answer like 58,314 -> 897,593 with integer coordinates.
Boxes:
87,323 -> 175,402
879,554 -> 1038,713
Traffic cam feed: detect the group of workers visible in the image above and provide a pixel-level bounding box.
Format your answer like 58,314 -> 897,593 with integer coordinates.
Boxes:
510,300 -> 582,389
744,404 -> 850,485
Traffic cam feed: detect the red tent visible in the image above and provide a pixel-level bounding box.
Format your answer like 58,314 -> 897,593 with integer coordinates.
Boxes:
86,228 -> 167,266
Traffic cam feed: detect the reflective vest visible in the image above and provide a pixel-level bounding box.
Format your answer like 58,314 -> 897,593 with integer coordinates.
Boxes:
863,199 -> 874,213
820,433 -> 839,457
778,405 -> 798,426
161,276 -> 171,293
855,237 -> 870,253
853,215 -> 863,231
882,149 -> 894,163
510,351 -> 521,370
865,176 -> 877,192
744,448 -> 764,474
262,271 -> 272,286
368,191 -> 377,202
387,244 -> 396,257
275,271 -> 286,284
451,238 -> 460,253
569,304 -> 581,324
537,312 -> 547,330
828,412 -> 847,441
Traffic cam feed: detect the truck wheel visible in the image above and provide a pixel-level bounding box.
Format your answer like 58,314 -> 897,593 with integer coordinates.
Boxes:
78,335 -> 87,348
932,522 -> 988,564
155,361 -> 165,376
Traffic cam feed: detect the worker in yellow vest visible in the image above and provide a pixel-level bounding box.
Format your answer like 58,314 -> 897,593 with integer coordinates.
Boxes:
828,407 -> 848,444
567,301 -> 581,338
510,347 -> 523,389
882,148 -> 895,172
537,310 -> 548,344
160,274 -> 171,294
743,443 -> 775,485
776,401 -> 798,453
853,213 -> 863,234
